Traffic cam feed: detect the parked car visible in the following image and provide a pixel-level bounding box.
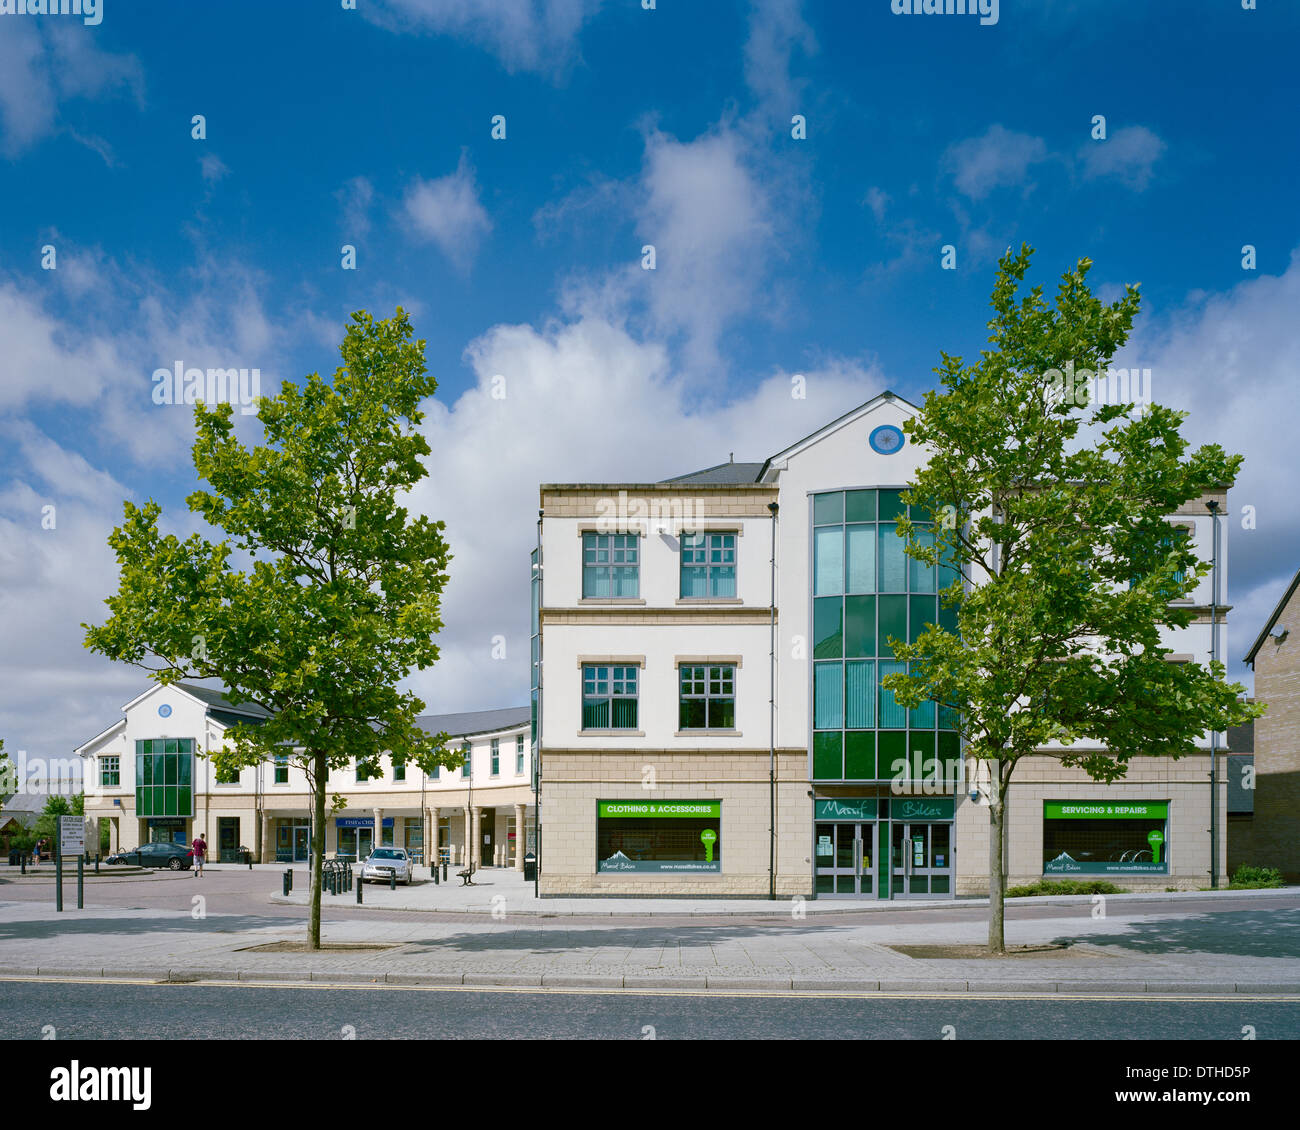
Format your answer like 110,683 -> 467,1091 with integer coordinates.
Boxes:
361,847 -> 413,885
104,843 -> 194,871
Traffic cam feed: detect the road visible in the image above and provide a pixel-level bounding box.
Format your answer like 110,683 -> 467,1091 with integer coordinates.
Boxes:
4,979 -> 1297,1040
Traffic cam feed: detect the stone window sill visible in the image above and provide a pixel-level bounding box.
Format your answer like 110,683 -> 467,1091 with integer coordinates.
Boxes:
581,730 -> 646,738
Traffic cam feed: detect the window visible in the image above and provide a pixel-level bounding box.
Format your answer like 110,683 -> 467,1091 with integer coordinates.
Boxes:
432,762 -> 440,780
461,742 -> 471,779
597,800 -> 721,873
811,489 -> 962,783
582,533 -> 639,598
134,739 -> 194,817
215,760 -> 239,785
273,753 -> 288,785
490,738 -> 500,776
393,758 -> 406,782
1042,802 -> 1169,875
582,665 -> 639,730
516,734 -> 525,775
356,760 -> 372,783
679,665 -> 736,729
100,755 -> 120,788
680,532 -> 736,598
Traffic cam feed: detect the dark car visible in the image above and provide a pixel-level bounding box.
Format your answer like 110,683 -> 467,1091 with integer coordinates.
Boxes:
104,843 -> 194,871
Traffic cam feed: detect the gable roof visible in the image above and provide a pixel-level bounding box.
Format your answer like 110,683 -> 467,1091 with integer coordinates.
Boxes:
758,390 -> 921,480
1244,567 -> 1300,666
416,706 -> 531,740
660,461 -> 765,485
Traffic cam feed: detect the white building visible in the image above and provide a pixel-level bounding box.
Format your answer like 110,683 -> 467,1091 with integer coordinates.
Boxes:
76,683 -> 535,868
535,392 -> 1231,897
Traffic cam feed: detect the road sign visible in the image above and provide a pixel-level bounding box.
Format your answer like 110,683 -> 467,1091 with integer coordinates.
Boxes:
59,815 -> 85,856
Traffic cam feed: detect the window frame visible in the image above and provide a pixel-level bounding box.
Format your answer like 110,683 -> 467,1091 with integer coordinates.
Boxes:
678,663 -> 737,730
582,664 -> 640,731
100,755 -> 120,788
582,532 -> 641,599
680,530 -> 738,599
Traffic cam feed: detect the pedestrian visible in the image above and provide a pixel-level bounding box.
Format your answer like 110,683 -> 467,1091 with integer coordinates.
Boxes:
191,832 -> 206,877
33,839 -> 43,865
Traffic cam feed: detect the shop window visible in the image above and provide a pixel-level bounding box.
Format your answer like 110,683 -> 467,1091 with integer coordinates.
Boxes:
597,801 -> 721,873
1042,802 -> 1169,875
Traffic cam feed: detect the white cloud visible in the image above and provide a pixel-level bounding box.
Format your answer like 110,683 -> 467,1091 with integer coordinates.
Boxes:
364,0 -> 603,77
337,175 -> 375,239
743,0 -> 818,119
1077,125 -> 1166,191
0,20 -> 142,158
199,153 -> 229,183
401,155 -> 492,272
943,124 -> 1049,201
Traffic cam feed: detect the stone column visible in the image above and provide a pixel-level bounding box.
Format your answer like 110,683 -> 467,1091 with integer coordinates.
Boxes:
470,806 -> 483,868
260,810 -> 271,863
372,807 -> 383,858
515,804 -> 527,870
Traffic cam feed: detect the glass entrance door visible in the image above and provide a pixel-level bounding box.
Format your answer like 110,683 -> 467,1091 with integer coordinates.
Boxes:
814,822 -> 875,896
890,822 -> 952,897
293,824 -> 309,862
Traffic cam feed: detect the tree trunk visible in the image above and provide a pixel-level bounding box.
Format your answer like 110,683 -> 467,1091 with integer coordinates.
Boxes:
987,759 -> 1006,954
309,750 -> 325,950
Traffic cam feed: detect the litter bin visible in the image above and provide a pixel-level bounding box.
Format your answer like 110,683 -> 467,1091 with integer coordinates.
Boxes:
522,852 -> 536,882
8,849 -> 20,867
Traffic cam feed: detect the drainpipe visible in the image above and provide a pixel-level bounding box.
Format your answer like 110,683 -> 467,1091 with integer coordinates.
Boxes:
535,508 -> 544,900
1208,499 -> 1220,889
768,501 -> 779,899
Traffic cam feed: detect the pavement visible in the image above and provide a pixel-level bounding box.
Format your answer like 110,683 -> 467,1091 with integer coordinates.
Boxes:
1,867 -> 1298,995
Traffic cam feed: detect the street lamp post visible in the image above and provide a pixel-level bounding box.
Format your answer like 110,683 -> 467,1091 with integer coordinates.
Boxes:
1208,499 -> 1221,890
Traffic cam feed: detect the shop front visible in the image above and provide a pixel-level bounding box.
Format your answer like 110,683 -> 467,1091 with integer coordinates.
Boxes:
1042,801 -> 1169,876
335,815 -> 393,861
274,818 -> 311,862
146,817 -> 188,845
814,796 -> 954,898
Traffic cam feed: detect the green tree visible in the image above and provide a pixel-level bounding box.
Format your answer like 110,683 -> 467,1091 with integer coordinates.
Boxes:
0,738 -> 11,799
84,309 -> 455,948
883,246 -> 1264,953
33,795 -> 72,846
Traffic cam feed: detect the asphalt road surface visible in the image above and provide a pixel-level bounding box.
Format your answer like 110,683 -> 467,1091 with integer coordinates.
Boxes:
4,979 -> 1297,1040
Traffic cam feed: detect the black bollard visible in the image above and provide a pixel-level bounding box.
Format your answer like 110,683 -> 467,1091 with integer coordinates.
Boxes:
356,874 -> 363,904
95,854 -> 100,874
432,862 -> 439,885
441,860 -> 448,883
389,871 -> 396,891
283,869 -> 291,897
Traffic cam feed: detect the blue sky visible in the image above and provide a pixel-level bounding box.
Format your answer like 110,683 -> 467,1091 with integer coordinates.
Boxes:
1,0 -> 1297,769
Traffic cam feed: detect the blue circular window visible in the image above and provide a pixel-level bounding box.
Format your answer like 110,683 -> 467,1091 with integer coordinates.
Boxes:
869,425 -> 905,455
158,704 -> 173,718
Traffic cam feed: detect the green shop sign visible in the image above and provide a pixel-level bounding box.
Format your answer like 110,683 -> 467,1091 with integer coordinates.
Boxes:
1043,802 -> 1168,820
1044,857 -> 1168,876
892,797 -> 954,821
598,801 -> 721,819
815,799 -> 878,820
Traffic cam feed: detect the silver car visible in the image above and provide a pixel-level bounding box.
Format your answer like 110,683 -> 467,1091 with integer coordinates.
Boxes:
361,847 -> 413,885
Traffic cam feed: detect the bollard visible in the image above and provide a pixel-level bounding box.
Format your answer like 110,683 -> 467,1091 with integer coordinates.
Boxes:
356,874 -> 363,904
432,862 -> 439,885
442,860 -> 448,883
283,869 -> 291,897
389,871 -> 396,891
95,854 -> 100,874
20,854 -> 26,876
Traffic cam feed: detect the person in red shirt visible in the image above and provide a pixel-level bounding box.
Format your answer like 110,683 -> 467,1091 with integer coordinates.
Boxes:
191,832 -> 207,877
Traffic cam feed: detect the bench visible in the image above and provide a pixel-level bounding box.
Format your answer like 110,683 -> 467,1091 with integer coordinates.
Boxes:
457,864 -> 477,886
